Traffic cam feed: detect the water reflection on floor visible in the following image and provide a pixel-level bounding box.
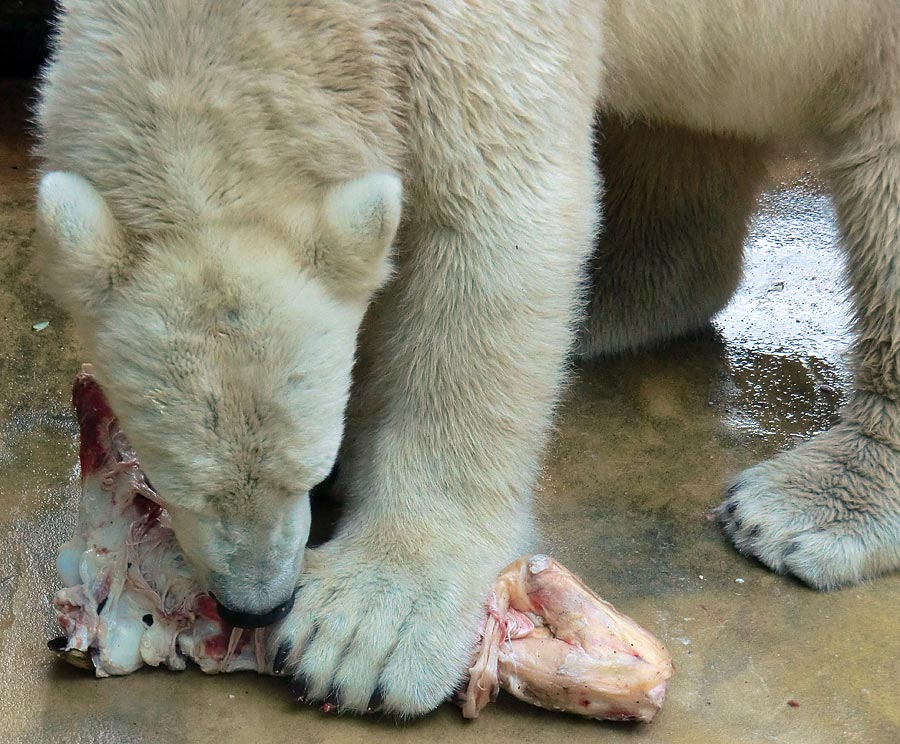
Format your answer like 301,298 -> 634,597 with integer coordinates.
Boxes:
714,175 -> 851,447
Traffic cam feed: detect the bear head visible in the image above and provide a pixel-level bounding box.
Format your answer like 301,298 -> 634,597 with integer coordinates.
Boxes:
35,170 -> 402,621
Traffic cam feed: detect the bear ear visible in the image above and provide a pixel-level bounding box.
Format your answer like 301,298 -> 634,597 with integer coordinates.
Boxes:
317,172 -> 402,301
36,171 -> 128,316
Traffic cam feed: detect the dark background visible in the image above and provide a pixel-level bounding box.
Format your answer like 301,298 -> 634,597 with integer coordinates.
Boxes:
1,1 -> 55,78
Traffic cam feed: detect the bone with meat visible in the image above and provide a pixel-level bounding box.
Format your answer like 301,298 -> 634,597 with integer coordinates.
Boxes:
459,554 -> 674,722
50,366 -> 674,722
51,366 -> 265,675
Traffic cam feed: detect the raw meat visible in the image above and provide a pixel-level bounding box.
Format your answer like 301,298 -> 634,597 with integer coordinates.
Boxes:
50,365 -> 267,676
460,555 -> 674,722
50,367 -> 674,723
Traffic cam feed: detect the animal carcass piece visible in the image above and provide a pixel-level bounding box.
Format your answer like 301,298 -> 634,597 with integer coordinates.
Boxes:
460,555 -> 674,722
50,366 -> 674,723
50,365 -> 266,676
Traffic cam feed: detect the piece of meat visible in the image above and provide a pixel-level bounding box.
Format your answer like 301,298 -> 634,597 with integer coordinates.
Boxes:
459,554 -> 674,722
51,367 -> 674,723
50,365 -> 267,676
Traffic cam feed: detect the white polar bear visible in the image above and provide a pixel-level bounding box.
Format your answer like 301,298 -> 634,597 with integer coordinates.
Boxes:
35,0 -> 900,717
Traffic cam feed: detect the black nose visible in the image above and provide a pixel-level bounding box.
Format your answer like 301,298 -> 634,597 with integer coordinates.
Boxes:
215,592 -> 295,628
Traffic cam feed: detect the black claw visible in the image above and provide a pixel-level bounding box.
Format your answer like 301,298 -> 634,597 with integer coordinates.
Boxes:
366,687 -> 384,713
783,541 -> 800,557
272,643 -> 290,675
726,482 -> 743,499
291,675 -> 309,703
733,518 -> 743,532
748,525 -> 761,539
726,499 -> 739,515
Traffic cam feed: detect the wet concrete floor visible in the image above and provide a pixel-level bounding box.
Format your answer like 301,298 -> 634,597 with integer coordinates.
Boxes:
1,80 -> 898,743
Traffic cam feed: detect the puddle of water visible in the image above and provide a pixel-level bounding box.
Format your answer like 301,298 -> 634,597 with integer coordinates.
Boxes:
713,173 -> 852,445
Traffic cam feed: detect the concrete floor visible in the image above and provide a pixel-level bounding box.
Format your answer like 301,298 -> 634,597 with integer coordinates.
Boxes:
1,79 -> 898,743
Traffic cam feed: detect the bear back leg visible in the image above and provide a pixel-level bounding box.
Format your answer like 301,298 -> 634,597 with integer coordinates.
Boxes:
577,114 -> 767,358
718,22 -> 900,588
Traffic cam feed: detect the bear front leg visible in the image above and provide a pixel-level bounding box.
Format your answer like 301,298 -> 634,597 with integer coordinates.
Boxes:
270,84 -> 601,718
270,201 -> 598,714
719,71 -> 900,589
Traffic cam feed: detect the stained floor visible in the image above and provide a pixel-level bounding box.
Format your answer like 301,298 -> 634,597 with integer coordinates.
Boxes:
1,80 -> 898,744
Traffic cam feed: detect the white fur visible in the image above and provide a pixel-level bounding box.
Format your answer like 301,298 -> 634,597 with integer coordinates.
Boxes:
317,172 -> 402,300
35,0 -> 900,717
36,172 -> 126,317
37,172 -> 117,252
602,0 -> 875,138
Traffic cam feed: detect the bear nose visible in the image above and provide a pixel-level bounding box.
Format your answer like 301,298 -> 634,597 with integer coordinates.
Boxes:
215,592 -> 295,628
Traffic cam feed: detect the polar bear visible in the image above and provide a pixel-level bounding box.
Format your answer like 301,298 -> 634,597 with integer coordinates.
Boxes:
35,0 -> 900,717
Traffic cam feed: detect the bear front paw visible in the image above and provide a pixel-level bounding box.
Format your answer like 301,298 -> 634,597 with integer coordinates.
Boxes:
269,536 -> 488,716
717,423 -> 900,589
